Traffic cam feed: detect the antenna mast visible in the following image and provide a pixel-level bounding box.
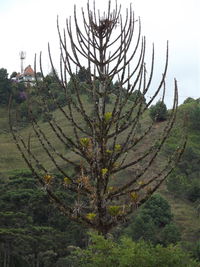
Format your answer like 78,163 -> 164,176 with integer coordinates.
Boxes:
19,51 -> 26,73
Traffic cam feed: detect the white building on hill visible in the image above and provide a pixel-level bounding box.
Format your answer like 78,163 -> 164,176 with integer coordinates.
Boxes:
15,65 -> 42,85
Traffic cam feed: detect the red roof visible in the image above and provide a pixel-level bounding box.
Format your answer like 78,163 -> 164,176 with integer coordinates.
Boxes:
23,65 -> 34,76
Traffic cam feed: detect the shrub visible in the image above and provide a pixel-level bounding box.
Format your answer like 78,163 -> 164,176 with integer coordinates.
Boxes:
159,223 -> 181,246
71,233 -> 199,267
149,101 -> 168,122
178,100 -> 200,131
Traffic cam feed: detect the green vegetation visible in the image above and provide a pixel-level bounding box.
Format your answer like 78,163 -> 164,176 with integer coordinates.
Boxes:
122,194 -> 181,246
0,70 -> 200,265
0,68 -> 11,105
0,169 -> 86,266
68,232 -> 199,267
0,92 -> 200,265
0,168 -> 199,265
9,2 -> 184,239
149,100 -> 168,122
166,98 -> 200,205
0,2 -> 199,266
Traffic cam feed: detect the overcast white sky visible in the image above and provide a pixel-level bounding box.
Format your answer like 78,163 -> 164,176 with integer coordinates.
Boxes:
0,0 -> 199,106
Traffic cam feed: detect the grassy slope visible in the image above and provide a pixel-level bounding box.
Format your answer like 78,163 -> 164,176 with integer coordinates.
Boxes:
159,186 -> 200,243
0,107 -> 26,173
0,96 -> 93,174
0,103 -> 199,243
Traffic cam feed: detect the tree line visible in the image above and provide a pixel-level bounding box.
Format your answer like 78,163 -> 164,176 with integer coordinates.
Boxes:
1,169 -> 199,266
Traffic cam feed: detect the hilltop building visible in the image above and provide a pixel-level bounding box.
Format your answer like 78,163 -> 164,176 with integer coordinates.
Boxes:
14,65 -> 42,85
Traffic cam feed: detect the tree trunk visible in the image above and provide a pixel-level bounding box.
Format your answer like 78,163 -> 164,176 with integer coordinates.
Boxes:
98,83 -> 105,119
3,241 -> 11,267
34,252 -> 40,267
3,245 -> 6,267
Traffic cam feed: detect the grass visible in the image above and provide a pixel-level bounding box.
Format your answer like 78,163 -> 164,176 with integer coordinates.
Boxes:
159,187 -> 200,243
0,94 -> 146,174
0,107 -> 26,173
0,100 -> 199,244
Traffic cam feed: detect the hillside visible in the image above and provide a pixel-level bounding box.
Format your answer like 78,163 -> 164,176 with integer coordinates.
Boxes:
0,98 -> 199,245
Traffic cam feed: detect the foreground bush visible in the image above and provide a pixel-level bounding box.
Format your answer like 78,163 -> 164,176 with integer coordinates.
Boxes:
69,233 -> 199,267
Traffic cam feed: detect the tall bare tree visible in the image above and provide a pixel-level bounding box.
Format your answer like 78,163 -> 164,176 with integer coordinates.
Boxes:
9,1 -> 186,236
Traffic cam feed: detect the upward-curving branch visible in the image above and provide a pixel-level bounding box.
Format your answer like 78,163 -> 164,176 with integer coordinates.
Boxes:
9,1 -> 186,236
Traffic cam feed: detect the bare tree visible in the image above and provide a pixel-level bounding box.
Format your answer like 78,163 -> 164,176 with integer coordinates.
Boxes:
9,1 -> 186,236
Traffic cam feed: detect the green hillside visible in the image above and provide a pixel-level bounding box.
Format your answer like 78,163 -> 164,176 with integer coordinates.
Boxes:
0,92 -> 200,267
0,98 -> 199,244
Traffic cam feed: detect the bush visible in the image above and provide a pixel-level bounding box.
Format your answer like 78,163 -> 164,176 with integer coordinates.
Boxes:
17,99 -> 42,122
71,233 -> 199,267
159,223 -> 181,246
186,180 -> 200,202
57,92 -> 67,106
124,213 -> 157,243
182,240 -> 200,262
193,240 -> 200,261
41,112 -> 53,122
167,170 -> 200,202
166,139 -> 200,203
141,194 -> 173,227
149,101 -> 168,122
122,194 -> 181,246
178,100 -> 200,131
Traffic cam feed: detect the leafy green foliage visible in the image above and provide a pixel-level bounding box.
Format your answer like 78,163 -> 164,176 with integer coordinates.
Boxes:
129,89 -> 146,104
178,98 -> 200,131
182,240 -> 200,262
193,240 -> 200,261
149,101 -> 168,122
167,171 -> 200,203
164,99 -> 200,204
183,97 -> 196,105
0,68 -> 11,104
159,223 -> 181,247
0,169 -> 86,266
166,142 -> 200,202
77,66 -> 91,83
124,213 -> 157,243
122,194 -> 181,246
70,232 -> 199,267
141,194 -> 173,227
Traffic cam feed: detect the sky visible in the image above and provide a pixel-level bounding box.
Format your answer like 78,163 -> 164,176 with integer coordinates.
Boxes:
0,0 -> 199,107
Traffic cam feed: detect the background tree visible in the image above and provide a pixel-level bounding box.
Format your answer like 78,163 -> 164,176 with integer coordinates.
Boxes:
123,194 -> 181,246
10,71 -> 18,79
0,169 -> 86,266
9,1 -> 185,236
178,98 -> 200,131
77,67 -> 91,83
149,100 -> 168,122
0,68 -> 11,104
165,99 -> 200,204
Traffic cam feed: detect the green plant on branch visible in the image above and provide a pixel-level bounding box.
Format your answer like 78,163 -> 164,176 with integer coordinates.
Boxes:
9,1 -> 186,236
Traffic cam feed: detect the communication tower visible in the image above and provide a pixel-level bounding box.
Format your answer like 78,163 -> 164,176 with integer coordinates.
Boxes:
19,51 -> 26,74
